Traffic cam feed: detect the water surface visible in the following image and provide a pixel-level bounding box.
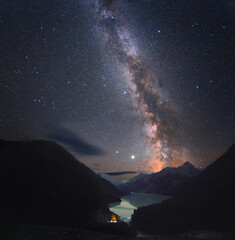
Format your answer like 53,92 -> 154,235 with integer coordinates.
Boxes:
109,192 -> 170,222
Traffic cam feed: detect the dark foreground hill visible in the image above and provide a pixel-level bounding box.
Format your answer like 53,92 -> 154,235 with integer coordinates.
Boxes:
132,144 -> 235,233
120,162 -> 201,195
0,139 -> 121,227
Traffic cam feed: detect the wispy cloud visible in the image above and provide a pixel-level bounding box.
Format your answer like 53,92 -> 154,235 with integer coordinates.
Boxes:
46,126 -> 104,156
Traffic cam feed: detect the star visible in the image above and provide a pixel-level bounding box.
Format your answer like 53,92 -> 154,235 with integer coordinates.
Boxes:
0,0 -> 233,175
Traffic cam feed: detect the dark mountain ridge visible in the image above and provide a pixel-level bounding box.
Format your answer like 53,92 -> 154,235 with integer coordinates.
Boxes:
0,139 -> 121,227
120,161 -> 201,195
132,143 -> 235,233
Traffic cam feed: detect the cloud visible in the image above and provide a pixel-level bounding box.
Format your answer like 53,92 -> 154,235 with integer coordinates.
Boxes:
46,126 -> 104,156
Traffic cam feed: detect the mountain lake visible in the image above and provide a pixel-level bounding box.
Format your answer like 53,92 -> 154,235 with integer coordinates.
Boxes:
109,192 -> 171,222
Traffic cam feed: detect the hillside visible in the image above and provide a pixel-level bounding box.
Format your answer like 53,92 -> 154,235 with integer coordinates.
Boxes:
132,144 -> 235,233
0,139 -> 121,227
99,173 -> 126,186
120,162 -> 201,195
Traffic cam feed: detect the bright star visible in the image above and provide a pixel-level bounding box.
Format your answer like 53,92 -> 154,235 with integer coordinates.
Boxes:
131,155 -> 135,159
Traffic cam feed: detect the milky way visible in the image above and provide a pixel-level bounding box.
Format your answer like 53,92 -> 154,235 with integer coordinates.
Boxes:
89,0 -> 185,171
1,0 -> 234,174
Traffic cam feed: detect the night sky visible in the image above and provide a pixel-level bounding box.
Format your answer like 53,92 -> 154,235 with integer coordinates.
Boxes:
1,0 -> 234,174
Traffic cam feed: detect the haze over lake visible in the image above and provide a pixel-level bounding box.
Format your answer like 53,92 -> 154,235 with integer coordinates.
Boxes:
109,193 -> 170,222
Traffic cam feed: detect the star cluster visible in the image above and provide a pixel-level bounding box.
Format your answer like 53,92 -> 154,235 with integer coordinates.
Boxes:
0,0 -> 234,174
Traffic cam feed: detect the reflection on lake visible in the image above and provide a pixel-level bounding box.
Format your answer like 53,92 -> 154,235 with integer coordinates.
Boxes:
109,192 -> 170,222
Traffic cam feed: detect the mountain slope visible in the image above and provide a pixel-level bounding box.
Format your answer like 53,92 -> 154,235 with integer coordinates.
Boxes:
121,162 -> 201,195
132,144 -> 235,233
119,173 -> 149,191
0,139 -> 121,227
99,174 -> 126,186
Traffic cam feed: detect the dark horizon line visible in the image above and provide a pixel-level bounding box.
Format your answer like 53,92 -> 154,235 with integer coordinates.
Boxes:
99,171 -> 140,176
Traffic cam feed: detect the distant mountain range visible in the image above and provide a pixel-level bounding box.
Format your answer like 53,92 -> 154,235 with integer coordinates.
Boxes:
99,174 -> 128,186
0,139 -> 121,227
132,143 -> 235,234
120,161 -> 202,195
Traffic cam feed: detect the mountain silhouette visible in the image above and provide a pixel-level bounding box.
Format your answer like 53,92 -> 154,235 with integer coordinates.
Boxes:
99,173 -> 128,186
120,162 -> 201,195
132,144 -> 235,233
0,139 -> 121,227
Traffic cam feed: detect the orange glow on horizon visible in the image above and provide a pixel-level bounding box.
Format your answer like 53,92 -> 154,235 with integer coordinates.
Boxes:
147,154 -> 186,173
